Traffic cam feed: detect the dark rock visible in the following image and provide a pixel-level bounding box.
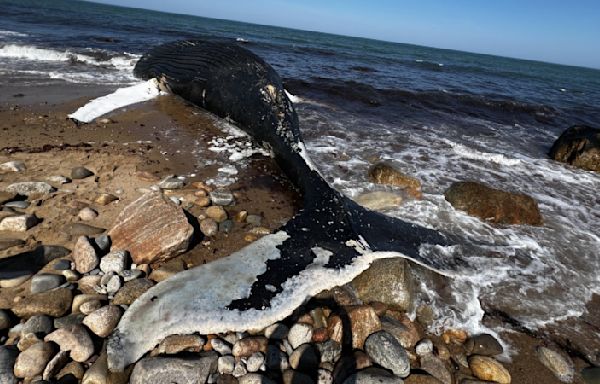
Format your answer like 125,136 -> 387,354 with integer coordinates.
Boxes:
465,334 -> 503,356
54,314 -> 85,329
364,331 -> 410,378
21,315 -> 54,337
582,366 -> 600,384
289,344 -> 319,372
52,259 -> 71,271
420,354 -> 452,384
209,189 -> 234,206
281,370 -> 314,384
93,234 -> 111,252
549,125 -> 600,171
445,181 -> 543,225
70,167 -> 94,180
129,354 -> 218,384
219,220 -> 234,234
0,345 -> 18,384
30,274 -> 65,294
342,367 -> 404,384
368,161 -> 422,199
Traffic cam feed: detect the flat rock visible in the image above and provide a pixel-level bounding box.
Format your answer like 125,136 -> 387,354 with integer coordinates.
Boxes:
112,278 -> 154,305
45,324 -> 94,363
71,166 -> 94,180
13,341 -> 54,378
158,177 -> 185,190
129,355 -> 218,384
368,162 -> 422,198
0,161 -> 25,172
468,355 -> 511,384
66,223 -> 106,236
536,346 -> 574,382
30,274 -> 64,294
12,287 -> 72,317
549,125 -> 600,171
5,182 -> 54,197
0,346 -> 18,384
158,334 -> 205,354
83,305 -> 122,338
72,236 -> 99,274
364,331 -> 410,378
445,181 -> 542,226
0,215 -> 38,232
209,189 -> 234,206
351,258 -> 413,311
108,192 -> 194,264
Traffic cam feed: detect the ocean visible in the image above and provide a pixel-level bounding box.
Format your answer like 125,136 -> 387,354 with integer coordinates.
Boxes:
2,0 -> 600,348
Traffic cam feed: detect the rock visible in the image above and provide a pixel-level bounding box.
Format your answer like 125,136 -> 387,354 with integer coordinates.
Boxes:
200,218 -> 219,237
445,181 -> 542,225
404,374 -> 444,384
0,346 -> 18,384
416,339 -> 434,356
0,215 -> 38,232
442,329 -> 468,345
53,259 -> 71,271
72,236 -> 99,274
0,238 -> 24,251
282,370 -> 314,384
95,193 -> 119,206
420,354 -> 452,384
57,361 -> 85,381
318,369 -> 333,384
67,223 -> 106,236
219,220 -> 234,234
265,345 -> 288,371
263,323 -> 289,340
17,333 -> 41,351
0,310 -> 10,330
21,315 -> 53,337
468,356 -> 511,384
206,206 -> 228,223
5,182 -> 54,197
30,274 -> 64,294
238,374 -> 275,384
78,207 -> 98,221
100,274 -> 122,295
316,340 -> 341,364
549,125 -> 600,171
13,342 -> 54,378
234,211 -> 248,223
80,300 -> 102,315
381,314 -> 421,349
232,337 -> 268,358
42,349 -> 68,380
288,323 -> 313,349
158,334 -> 205,354
348,305 -> 382,349
0,161 -> 25,172
289,344 -> 319,372
12,288 -> 72,317
4,201 -> 29,209
352,258 -> 413,311
246,352 -> 264,373
465,334 -> 503,356
47,175 -> 70,185
72,293 -> 106,314
158,177 -> 185,189
44,324 -> 94,362
82,350 -> 132,384
83,305 -> 121,338
0,274 -> 30,288
342,368 -> 404,384
218,356 -> 235,374
209,189 -> 234,206
368,162 -> 422,198
129,355 -> 218,384
246,215 -> 262,226
78,275 -> 102,294
54,313 -> 85,330
108,192 -> 194,264
536,346 -> 574,383
71,167 -> 94,180
112,278 -> 154,305
100,250 -> 128,274
364,331 -> 410,378
354,191 -> 403,210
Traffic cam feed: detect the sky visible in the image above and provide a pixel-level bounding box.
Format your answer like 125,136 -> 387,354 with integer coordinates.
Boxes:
92,0 -> 600,68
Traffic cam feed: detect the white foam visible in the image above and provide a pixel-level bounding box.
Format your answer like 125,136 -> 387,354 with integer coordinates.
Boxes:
445,139 -> 522,166
285,89 -> 303,103
68,79 -> 166,123
0,30 -> 28,38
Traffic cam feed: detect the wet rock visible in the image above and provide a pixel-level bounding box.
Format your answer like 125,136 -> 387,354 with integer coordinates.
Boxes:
238,373 -> 275,384
549,125 -> 600,171
83,305 -> 121,338
209,189 -> 234,206
129,355 -> 218,384
420,354 -> 452,384
445,181 -> 542,225
72,236 -> 99,274
218,356 -> 235,374
442,329 -> 468,345
0,346 -> 18,384
364,331 -> 410,378
158,334 -> 205,354
71,166 -> 94,180
108,192 -> 194,264
288,323 -> 313,349
45,324 -> 94,362
468,356 -> 511,384
380,314 -> 420,349
95,193 -> 119,206
13,342 -> 54,378
206,206 -> 228,223
42,349 -> 68,380
465,334 -> 503,356
0,214 -> 38,232
354,191 -> 403,210
30,274 -> 64,294
351,258 -> 413,311
232,337 -> 268,358
67,223 -> 106,236
78,207 -> 98,221
234,211 -> 248,223
246,352 -> 264,373
112,278 -> 154,305
368,162 -> 422,198
5,182 -> 54,197
158,177 -> 185,190
289,344 -> 319,372
200,218 -> 219,237
13,287 -> 72,317
536,346 -> 574,383
219,220 -> 234,234
0,161 -> 25,172
100,250 -> 128,274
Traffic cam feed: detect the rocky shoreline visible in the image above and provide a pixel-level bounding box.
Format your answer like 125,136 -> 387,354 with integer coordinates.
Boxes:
0,85 -> 597,383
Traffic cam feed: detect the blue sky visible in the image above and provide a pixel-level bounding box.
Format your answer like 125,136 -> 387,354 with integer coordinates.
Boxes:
93,0 -> 599,68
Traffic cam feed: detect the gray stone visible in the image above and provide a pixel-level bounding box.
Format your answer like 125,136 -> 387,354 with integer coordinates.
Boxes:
316,340 -> 341,364
42,350 -> 68,380
5,182 -> 54,197
288,323 -> 313,350
246,215 -> 262,226
120,268 -> 143,281
129,355 -> 218,384
102,274 -> 122,295
0,310 -> 10,330
71,167 -> 94,180
0,346 -> 18,384
246,352 -> 264,373
0,214 -> 38,232
209,189 -> 234,206
67,223 -> 105,236
100,251 -> 128,274
416,339 -> 434,357
537,346 -> 574,383
158,177 -> 185,190
21,316 -> 53,337
420,354 -> 452,384
72,236 -> 99,274
218,356 -> 235,374
211,338 -> 233,356
52,259 -> 71,271
289,344 -> 319,372
351,258 -> 413,311
54,314 -> 85,329
232,362 -> 247,378
219,220 -> 234,234
200,218 -> 219,237
238,374 -> 275,384
44,324 -> 94,363
83,305 -> 121,338
13,342 -> 54,378
0,161 -> 25,172
342,368 -> 404,384
364,331 -> 410,378
465,334 -> 503,356
30,274 -> 64,294
93,234 -> 111,252
3,201 -> 29,209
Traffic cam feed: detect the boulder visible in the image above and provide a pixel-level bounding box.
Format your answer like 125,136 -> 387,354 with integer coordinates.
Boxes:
549,125 -> 600,171
351,258 -> 413,311
368,162 -> 422,198
108,192 -> 194,264
445,181 -> 542,225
